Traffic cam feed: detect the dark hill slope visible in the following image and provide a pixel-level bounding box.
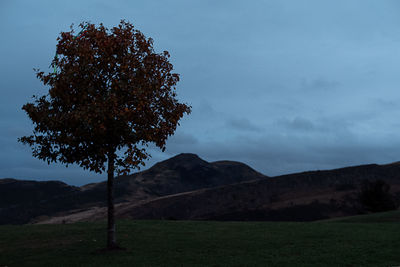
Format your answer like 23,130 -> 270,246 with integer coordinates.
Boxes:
0,179 -> 80,224
1,153 -> 267,224
0,178 -> 79,208
80,153 -> 267,203
114,163 -> 400,222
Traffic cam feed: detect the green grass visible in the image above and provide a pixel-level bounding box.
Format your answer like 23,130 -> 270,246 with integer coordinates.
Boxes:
318,209 -> 400,223
1,213 -> 400,266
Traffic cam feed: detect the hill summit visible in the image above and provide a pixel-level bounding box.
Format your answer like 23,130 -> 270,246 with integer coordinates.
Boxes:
150,153 -> 208,171
0,153 -> 267,224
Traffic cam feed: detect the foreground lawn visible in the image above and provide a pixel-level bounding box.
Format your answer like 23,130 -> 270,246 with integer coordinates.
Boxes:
0,218 -> 399,266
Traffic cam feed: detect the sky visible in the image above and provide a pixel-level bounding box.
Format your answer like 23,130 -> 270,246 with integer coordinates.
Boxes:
2,0 -> 400,186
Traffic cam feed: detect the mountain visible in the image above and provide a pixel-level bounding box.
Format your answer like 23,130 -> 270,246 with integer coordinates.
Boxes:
3,154 -> 400,224
113,163 -> 400,222
0,179 -> 80,224
0,153 -> 267,224
78,153 -> 267,205
37,161 -> 400,224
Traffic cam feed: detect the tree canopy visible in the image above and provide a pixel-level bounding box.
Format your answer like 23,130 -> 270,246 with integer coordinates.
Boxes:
19,20 -> 191,175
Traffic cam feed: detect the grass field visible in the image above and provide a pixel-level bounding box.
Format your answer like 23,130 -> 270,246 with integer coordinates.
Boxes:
1,211 -> 400,266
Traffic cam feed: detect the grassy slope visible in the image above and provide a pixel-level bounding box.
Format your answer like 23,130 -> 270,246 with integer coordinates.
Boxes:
317,209 -> 400,223
0,216 -> 400,266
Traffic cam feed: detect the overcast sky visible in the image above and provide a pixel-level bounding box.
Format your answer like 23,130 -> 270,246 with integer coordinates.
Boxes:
2,0 -> 400,186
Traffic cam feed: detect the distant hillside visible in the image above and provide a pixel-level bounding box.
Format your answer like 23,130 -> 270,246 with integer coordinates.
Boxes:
0,178 -> 79,207
112,163 -> 400,222
35,160 -> 400,224
0,179 -> 80,224
0,153 -> 267,224
83,153 -> 267,203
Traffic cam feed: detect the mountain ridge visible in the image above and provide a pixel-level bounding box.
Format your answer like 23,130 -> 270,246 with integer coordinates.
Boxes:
35,159 -> 400,223
2,153 -> 400,224
0,153 -> 267,224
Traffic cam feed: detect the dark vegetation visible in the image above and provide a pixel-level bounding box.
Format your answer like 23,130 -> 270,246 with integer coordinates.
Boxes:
358,179 -> 399,212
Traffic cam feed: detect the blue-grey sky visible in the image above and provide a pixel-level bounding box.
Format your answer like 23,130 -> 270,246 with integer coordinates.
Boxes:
2,0 -> 400,186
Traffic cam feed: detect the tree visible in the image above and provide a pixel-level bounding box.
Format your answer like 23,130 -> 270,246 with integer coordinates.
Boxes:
358,179 -> 398,213
18,20 -> 191,250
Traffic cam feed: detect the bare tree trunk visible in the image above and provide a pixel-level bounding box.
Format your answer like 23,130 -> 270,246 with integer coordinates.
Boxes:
107,152 -> 117,249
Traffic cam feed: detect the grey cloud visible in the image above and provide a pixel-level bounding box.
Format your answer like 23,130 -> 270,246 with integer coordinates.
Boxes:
0,150 -> 104,186
275,117 -> 315,131
194,101 -> 218,118
174,131 -> 400,177
368,98 -> 400,112
166,131 -> 198,146
300,78 -> 341,92
273,115 -> 356,137
226,117 -> 263,132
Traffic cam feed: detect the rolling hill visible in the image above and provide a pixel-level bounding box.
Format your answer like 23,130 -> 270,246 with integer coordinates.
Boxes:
0,153 -> 267,224
37,160 -> 400,224
2,153 -> 400,224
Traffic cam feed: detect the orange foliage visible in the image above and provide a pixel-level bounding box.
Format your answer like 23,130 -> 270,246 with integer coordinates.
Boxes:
19,20 -> 191,175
